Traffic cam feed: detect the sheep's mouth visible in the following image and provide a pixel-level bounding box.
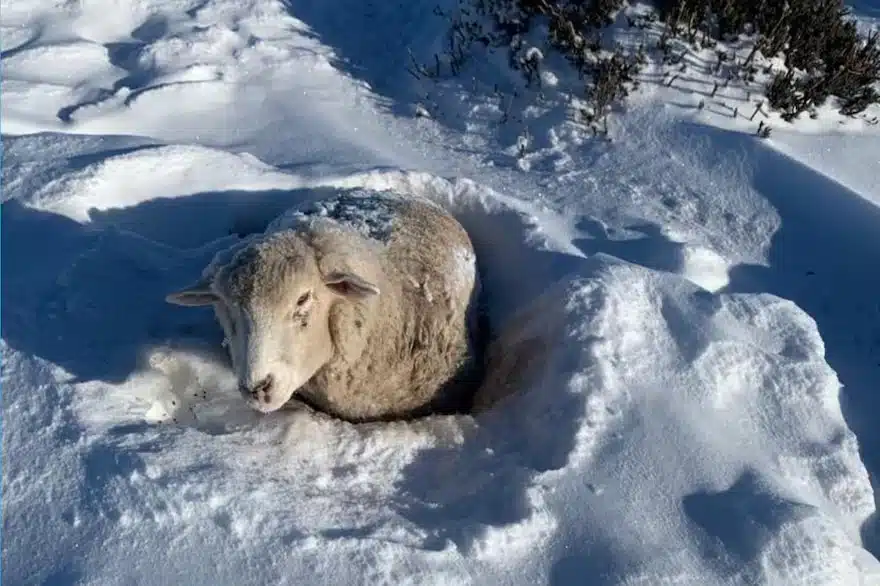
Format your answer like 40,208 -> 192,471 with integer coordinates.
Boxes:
241,386 -> 293,414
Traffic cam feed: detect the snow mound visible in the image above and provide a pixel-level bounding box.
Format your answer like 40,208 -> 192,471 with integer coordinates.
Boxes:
2,41 -> 125,88
474,254 -> 877,584
23,144 -> 301,226
3,139 -> 876,583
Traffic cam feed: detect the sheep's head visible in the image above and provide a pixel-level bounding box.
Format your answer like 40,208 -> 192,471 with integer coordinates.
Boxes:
166,231 -> 380,413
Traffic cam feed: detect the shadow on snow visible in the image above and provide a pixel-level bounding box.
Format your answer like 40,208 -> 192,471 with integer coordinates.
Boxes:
1,147 -> 594,564
667,121 -> 880,556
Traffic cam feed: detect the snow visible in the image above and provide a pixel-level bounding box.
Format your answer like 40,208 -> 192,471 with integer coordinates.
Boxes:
3,0 -> 880,585
267,189 -> 405,244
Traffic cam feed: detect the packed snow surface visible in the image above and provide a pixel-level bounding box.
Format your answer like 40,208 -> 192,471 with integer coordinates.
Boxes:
3,0 -> 880,585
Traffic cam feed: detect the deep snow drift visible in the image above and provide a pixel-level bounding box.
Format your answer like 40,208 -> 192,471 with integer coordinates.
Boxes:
3,0 -> 880,585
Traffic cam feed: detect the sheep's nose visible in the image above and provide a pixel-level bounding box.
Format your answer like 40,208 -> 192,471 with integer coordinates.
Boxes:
242,374 -> 274,396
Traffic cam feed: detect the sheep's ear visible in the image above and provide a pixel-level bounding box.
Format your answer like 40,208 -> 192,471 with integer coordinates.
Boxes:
166,281 -> 219,306
324,271 -> 380,300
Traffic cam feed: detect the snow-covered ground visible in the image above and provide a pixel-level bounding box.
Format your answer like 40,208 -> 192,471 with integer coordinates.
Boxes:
3,0 -> 880,584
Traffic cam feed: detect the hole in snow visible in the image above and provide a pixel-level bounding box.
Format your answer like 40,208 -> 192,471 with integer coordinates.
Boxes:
131,175 -> 593,556
133,176 -> 591,445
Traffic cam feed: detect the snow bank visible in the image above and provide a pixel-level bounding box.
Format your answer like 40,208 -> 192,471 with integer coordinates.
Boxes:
480,254 -> 878,584
24,144 -> 301,224
2,138 -> 877,584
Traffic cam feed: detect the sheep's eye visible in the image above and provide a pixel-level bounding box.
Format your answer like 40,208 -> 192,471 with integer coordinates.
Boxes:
296,291 -> 312,307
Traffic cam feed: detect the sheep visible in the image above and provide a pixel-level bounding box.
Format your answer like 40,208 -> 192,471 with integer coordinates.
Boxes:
166,190 -> 483,422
